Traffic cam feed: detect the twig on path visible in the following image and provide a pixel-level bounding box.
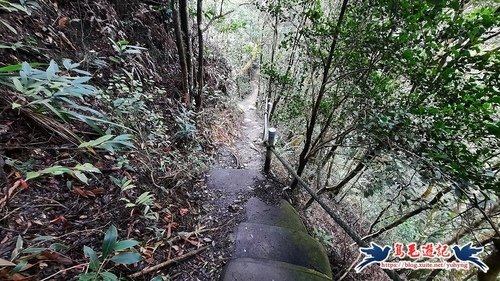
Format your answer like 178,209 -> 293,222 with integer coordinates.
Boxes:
166,227 -> 216,245
40,263 -> 88,281
337,253 -> 361,281
0,179 -> 21,209
128,246 -> 209,278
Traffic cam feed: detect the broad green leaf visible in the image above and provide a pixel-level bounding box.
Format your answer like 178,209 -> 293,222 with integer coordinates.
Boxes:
12,77 -> 23,92
83,246 -> 100,272
21,247 -> 45,254
79,272 -> 99,281
7,3 -> 27,13
72,171 -> 88,184
0,19 -> 17,34
34,99 -> 66,121
49,243 -> 69,251
100,272 -> 118,281
12,260 -> 28,273
71,76 -> 92,84
72,68 -> 92,76
62,59 -> 72,70
486,123 -> 500,137
21,62 -> 32,75
41,166 -> 71,175
102,225 -> 118,258
0,63 -> 22,73
113,240 -> 139,251
74,163 -> 101,173
25,171 -> 41,181
32,235 -> 56,242
79,135 -> 115,148
10,236 -> 23,265
11,102 -> 21,109
110,252 -> 142,265
64,111 -> 133,131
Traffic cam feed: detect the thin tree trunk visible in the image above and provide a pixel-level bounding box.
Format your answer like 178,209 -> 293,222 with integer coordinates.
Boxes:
304,146 -> 375,209
172,0 -> 189,103
364,187 -> 452,241
269,2 -> 313,122
179,0 -> 193,100
291,0 -> 349,189
195,0 -> 203,109
265,7 -> 279,103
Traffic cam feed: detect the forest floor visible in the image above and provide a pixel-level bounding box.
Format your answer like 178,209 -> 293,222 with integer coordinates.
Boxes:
0,1 -> 243,280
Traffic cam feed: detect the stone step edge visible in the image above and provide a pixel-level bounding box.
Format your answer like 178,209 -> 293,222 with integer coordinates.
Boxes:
237,222 -> 325,248
224,257 -> 333,280
235,222 -> 332,277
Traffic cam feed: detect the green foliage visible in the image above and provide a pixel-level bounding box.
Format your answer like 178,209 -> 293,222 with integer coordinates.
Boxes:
312,227 -> 334,248
108,39 -> 147,64
79,134 -> 135,153
0,60 -> 127,135
174,108 -> 197,141
79,225 -> 141,281
25,163 -> 101,184
121,192 -> 158,220
109,39 -> 147,56
0,42 -> 25,51
0,0 -> 37,14
110,176 -> 136,192
260,3 -> 499,277
115,156 -> 133,170
216,19 -> 247,33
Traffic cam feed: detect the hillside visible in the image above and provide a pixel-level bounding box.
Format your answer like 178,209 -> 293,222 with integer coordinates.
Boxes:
0,0 -> 238,280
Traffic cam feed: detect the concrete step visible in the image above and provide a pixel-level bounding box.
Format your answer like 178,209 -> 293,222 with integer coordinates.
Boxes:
207,168 -> 264,194
221,258 -> 332,281
245,197 -> 307,233
233,222 -> 332,278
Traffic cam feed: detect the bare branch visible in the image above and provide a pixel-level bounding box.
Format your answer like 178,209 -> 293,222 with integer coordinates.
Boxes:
363,186 -> 452,240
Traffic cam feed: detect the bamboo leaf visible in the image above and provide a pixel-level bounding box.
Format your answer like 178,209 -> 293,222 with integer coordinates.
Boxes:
102,225 -> 118,258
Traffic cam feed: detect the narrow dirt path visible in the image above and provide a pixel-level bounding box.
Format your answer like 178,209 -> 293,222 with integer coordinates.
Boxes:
170,76 -> 267,280
233,78 -> 263,170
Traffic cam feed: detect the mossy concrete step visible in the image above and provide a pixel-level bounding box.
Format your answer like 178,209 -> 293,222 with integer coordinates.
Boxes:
245,197 -> 307,232
221,258 -> 332,281
233,222 -> 332,278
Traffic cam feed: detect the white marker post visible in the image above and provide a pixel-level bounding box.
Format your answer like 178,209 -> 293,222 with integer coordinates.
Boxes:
264,127 -> 276,174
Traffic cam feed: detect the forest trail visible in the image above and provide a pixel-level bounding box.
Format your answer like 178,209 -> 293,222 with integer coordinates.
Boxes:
234,78 -> 263,170
207,77 -> 332,280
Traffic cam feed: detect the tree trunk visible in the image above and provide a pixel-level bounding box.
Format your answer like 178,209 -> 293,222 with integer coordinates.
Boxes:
195,0 -> 203,109
478,239 -> 499,281
290,0 -> 349,189
179,0 -> 194,99
172,0 -> 189,103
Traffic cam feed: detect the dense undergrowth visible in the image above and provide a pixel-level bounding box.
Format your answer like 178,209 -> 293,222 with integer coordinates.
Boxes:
0,1 -> 236,280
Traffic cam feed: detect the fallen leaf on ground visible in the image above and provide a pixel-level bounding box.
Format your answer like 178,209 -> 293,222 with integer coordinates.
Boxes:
38,250 -> 73,265
0,258 -> 15,266
179,208 -> 189,216
49,215 -> 67,225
